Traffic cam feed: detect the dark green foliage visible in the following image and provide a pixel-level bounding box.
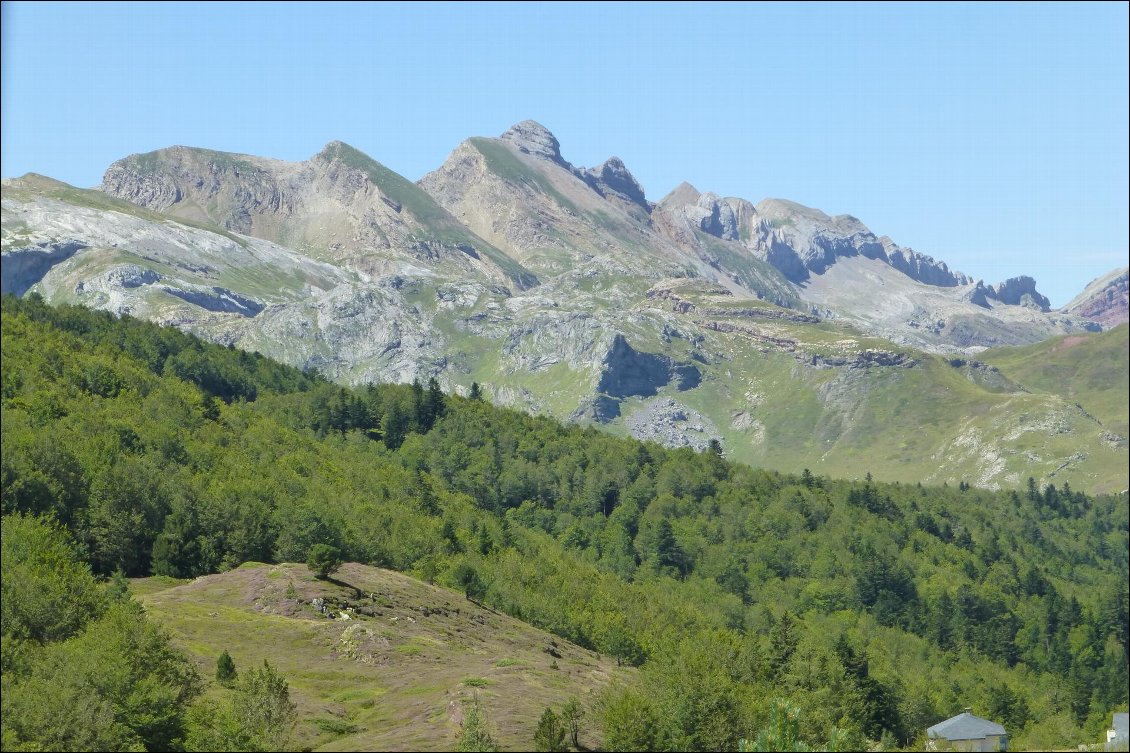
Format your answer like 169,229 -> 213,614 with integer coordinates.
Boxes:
306,543 -> 343,580
216,650 -> 237,685
453,562 -> 486,602
1,514 -> 106,643
651,518 -> 688,578
534,707 -> 567,752
186,660 -> 296,751
1,587 -> 200,746
1,295 -> 1127,751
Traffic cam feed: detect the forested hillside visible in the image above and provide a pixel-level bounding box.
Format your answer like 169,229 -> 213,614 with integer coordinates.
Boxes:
2,294 -> 1127,751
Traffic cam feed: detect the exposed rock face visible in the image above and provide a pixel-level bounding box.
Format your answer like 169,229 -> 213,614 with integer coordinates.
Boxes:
806,349 -> 916,369
1062,268 -> 1129,327
161,284 -> 264,316
1,239 -> 88,296
597,334 -> 701,399
883,237 -> 970,287
100,142 -> 532,289
752,200 -> 879,279
101,146 -> 285,226
499,120 -> 567,166
579,157 -> 648,209
654,189 -> 976,290
571,394 -> 622,423
989,276 -> 1051,311
684,193 -> 739,240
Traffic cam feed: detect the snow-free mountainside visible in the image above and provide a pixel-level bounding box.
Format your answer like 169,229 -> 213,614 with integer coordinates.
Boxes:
2,121 -> 1127,493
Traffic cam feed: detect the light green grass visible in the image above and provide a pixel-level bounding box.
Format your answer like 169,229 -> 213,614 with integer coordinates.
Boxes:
136,562 -> 629,752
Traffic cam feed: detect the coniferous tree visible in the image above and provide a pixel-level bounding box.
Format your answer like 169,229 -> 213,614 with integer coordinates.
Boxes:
216,650 -> 237,685
534,707 -> 567,752
456,699 -> 498,752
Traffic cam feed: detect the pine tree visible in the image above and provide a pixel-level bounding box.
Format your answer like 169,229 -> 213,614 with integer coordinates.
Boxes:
424,376 -> 446,430
534,707 -> 567,752
456,700 -> 498,752
216,650 -> 237,685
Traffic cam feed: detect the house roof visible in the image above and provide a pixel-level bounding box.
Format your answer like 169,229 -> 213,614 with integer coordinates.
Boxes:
1114,713 -> 1128,735
927,711 -> 1007,740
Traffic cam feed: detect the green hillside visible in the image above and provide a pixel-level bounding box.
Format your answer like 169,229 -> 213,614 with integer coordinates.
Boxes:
982,324 -> 1130,447
134,562 -> 627,751
2,295 -> 1127,751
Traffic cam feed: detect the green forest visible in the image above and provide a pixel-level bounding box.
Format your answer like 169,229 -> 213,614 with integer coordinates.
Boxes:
1,294 -> 1127,751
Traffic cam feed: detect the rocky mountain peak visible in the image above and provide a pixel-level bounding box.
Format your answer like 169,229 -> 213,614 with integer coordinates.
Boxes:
685,192 -> 739,241
990,275 -> 1051,311
314,140 -> 372,163
500,120 -> 566,165
315,140 -> 352,160
658,182 -> 702,209
579,156 -> 648,208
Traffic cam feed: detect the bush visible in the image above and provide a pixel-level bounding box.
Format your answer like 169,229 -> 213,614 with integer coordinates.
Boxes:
306,544 -> 342,580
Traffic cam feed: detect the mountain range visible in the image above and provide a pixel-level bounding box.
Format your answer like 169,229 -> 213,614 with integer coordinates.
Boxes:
2,121 -> 1126,492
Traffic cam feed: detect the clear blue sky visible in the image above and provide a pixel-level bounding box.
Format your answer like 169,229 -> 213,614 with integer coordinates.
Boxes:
2,1 -> 1127,307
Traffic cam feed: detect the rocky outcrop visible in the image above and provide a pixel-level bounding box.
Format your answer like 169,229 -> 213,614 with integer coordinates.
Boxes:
75,265 -> 161,293
988,276 -> 1051,311
956,275 -> 1053,312
101,147 -> 283,224
1061,268 -> 1128,327
597,334 -> 701,398
684,193 -> 739,241
100,142 -> 532,290
697,305 -> 820,323
625,397 -> 721,451
655,189 -> 975,290
578,157 -> 648,209
807,349 -> 916,369
0,239 -> 87,296
645,284 -> 819,322
883,238 -> 971,287
499,120 -> 568,167
161,284 -> 264,317
946,357 -> 1019,392
571,394 -> 622,423
701,320 -> 799,351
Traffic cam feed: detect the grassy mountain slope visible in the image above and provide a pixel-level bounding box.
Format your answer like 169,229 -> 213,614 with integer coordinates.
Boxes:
100,143 -> 536,289
618,281 -> 1128,494
135,562 -> 626,751
982,324 -> 1129,446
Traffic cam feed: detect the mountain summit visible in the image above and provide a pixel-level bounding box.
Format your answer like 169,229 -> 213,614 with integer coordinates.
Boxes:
499,120 -> 567,165
3,123 -> 1124,491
